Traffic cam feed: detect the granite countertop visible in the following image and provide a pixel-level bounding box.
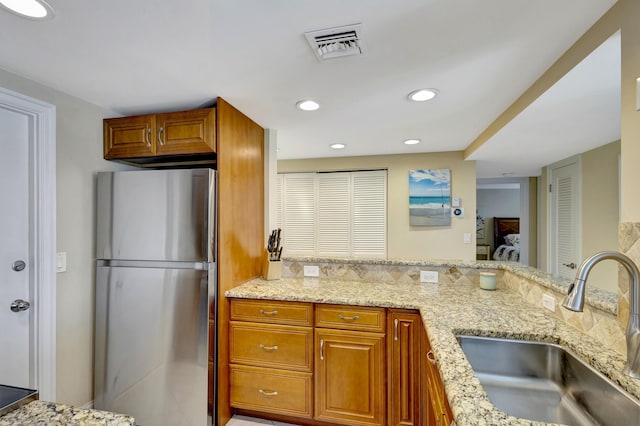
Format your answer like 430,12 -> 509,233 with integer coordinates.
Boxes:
226,276 -> 640,426
0,401 -> 135,426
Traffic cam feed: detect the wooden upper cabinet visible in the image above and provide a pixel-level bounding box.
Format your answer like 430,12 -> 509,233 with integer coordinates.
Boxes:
104,107 -> 216,160
103,114 -> 156,159
155,109 -> 216,155
387,310 -> 422,426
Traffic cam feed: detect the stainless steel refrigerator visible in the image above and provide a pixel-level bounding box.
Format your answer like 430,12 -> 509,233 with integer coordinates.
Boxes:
94,169 -> 216,426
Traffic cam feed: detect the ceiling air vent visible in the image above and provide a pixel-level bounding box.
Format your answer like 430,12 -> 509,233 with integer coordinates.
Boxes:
304,23 -> 366,61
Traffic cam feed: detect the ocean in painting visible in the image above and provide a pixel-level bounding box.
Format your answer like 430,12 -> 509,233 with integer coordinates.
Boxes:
409,198 -> 451,225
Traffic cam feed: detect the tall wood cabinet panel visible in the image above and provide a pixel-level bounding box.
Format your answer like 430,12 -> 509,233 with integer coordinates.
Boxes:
387,310 -> 422,426
216,98 -> 265,425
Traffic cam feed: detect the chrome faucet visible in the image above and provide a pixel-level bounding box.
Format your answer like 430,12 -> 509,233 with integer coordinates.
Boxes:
562,251 -> 640,379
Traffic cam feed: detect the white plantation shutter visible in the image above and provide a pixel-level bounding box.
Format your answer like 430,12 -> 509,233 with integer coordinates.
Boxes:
318,173 -> 351,257
273,174 -> 283,230
352,171 -> 386,258
276,170 -> 387,258
282,173 -> 316,255
556,174 -> 576,279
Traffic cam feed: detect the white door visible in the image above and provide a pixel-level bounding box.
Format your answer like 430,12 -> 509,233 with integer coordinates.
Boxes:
549,157 -> 581,279
0,107 -> 32,388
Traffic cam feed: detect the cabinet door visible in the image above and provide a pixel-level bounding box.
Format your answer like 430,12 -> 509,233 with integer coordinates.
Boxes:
155,108 -> 216,155
103,114 -> 155,159
315,328 -> 386,425
422,329 -> 454,426
388,310 -> 421,426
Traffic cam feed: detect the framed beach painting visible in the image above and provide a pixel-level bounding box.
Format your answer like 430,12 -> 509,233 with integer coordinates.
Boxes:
409,169 -> 451,226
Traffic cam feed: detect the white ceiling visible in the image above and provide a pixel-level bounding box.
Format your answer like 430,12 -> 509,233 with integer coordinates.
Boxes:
0,0 -> 619,176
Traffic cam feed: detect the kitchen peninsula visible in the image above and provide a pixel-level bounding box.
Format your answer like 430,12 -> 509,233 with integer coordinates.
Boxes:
225,258 -> 640,425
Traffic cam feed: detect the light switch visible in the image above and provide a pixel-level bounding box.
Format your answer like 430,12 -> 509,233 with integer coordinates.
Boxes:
463,233 -> 472,244
56,252 -> 67,273
452,196 -> 460,207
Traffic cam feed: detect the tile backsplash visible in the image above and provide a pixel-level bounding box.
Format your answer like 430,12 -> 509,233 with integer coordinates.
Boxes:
283,245 -> 635,357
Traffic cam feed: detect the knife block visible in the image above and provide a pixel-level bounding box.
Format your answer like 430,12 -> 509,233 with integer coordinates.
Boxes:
262,252 -> 282,280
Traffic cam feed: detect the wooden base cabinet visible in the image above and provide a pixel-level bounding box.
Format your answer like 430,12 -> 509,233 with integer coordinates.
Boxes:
228,300 -> 314,420
421,328 -> 454,426
388,310 -> 422,426
315,328 -> 386,425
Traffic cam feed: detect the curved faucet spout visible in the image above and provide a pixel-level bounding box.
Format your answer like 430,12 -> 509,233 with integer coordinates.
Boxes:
561,251 -> 640,379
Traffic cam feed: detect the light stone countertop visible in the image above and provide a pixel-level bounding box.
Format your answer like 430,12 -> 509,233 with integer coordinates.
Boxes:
0,401 -> 135,426
226,276 -> 640,426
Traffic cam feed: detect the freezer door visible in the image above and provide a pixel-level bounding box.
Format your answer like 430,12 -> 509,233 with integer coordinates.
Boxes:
96,169 -> 215,262
95,265 -> 213,426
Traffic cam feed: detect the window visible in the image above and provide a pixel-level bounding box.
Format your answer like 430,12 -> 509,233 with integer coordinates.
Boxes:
275,170 -> 387,258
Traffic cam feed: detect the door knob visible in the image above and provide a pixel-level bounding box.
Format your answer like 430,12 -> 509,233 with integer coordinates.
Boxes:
10,299 -> 30,312
12,260 -> 26,272
562,262 -> 577,269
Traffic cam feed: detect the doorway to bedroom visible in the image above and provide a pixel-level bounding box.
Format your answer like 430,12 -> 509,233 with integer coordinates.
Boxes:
476,178 -> 535,267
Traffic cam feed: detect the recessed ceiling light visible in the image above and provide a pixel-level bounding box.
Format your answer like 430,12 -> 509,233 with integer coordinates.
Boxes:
296,100 -> 320,111
330,143 -> 346,149
407,89 -> 438,102
403,139 -> 421,145
0,0 -> 54,19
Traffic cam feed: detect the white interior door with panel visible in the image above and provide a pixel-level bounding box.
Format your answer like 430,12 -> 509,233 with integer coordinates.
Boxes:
0,87 -> 56,400
0,107 -> 31,388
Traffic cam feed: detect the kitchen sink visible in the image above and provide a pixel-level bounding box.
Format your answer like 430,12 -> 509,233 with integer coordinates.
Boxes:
456,335 -> 640,425
0,385 -> 38,417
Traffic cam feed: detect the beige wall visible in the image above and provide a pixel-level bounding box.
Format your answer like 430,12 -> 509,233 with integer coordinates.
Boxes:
582,141 -> 620,290
538,141 -> 620,292
278,151 -> 477,261
620,0 -> 640,222
0,67 -> 128,406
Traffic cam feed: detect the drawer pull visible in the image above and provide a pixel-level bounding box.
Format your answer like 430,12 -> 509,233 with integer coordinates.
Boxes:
259,309 -> 279,316
337,314 -> 360,321
394,318 -> 399,341
258,389 -> 278,397
259,344 -> 279,351
427,350 -> 437,366
145,128 -> 152,147
158,126 -> 165,145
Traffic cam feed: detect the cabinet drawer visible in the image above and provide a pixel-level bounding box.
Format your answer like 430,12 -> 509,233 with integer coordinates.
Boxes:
229,322 -> 312,372
230,364 -> 313,419
315,304 -> 386,332
230,299 -> 313,326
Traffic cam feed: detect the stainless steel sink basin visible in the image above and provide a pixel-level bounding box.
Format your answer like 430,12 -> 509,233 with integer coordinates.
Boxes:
456,335 -> 640,425
0,385 -> 38,417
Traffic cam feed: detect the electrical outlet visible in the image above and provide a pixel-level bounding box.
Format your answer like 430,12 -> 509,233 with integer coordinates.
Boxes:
542,294 -> 556,312
56,252 -> 67,273
420,270 -> 438,283
303,265 -> 320,277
